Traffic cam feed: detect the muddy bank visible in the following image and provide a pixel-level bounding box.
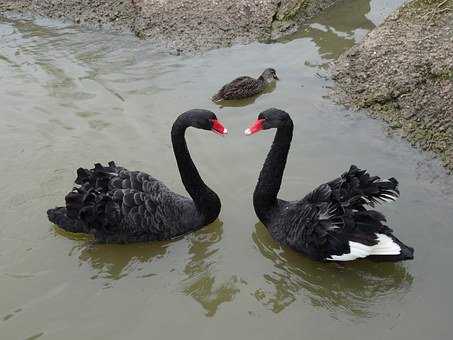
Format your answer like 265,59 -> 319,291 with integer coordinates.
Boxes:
0,0 -> 337,53
332,0 -> 453,171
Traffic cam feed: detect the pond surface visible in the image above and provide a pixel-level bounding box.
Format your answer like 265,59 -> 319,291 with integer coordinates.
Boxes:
1,0 -> 453,339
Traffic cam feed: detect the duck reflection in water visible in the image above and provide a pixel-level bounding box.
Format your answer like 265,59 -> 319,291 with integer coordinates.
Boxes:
252,223 -> 413,318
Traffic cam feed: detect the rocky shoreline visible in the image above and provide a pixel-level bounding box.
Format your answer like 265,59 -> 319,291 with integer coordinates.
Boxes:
332,0 -> 453,172
2,1 -> 452,171
0,0 -> 337,53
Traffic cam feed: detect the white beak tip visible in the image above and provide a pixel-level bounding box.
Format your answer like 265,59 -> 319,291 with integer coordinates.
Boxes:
223,128 -> 228,134
244,128 -> 252,135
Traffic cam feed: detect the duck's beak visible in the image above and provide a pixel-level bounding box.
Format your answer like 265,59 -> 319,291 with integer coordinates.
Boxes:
211,119 -> 228,136
244,118 -> 265,135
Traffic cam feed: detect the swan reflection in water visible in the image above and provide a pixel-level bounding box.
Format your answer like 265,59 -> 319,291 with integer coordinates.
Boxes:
252,223 -> 413,318
75,236 -> 171,281
66,220 -> 238,316
181,220 -> 241,317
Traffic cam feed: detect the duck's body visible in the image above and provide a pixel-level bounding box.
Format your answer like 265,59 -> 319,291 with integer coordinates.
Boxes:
246,108 -> 414,262
212,68 -> 278,102
47,110 -> 227,243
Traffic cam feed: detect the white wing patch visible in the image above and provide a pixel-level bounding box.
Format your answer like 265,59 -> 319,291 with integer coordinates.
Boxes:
371,234 -> 402,255
327,234 -> 401,261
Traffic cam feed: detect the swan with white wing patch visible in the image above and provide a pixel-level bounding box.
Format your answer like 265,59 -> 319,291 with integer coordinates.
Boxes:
245,108 -> 414,262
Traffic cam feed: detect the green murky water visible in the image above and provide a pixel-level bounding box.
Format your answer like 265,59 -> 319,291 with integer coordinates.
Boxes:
1,0 -> 453,339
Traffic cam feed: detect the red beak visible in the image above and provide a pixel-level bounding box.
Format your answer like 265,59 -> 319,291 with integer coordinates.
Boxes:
244,119 -> 265,135
210,119 -> 228,136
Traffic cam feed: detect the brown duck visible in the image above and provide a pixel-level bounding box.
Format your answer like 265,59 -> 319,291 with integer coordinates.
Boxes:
212,68 -> 279,102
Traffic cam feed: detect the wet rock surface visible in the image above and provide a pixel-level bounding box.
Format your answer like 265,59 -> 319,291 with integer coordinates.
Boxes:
0,0 -> 337,53
333,0 -> 453,171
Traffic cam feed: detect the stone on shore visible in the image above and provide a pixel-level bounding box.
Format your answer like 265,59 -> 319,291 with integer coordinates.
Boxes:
332,0 -> 453,171
0,0 -> 338,53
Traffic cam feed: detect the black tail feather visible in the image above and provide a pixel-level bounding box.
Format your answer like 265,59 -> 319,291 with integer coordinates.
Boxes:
48,162 -> 122,236
47,207 -> 87,233
75,161 -> 120,191
341,165 -> 400,208
64,184 -> 122,235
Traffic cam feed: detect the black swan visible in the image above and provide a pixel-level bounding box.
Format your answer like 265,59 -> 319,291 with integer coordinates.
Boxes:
245,108 -> 414,262
212,68 -> 279,102
47,109 -> 228,243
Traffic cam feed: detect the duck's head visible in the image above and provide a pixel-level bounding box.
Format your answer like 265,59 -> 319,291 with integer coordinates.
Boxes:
261,68 -> 279,83
244,108 -> 291,135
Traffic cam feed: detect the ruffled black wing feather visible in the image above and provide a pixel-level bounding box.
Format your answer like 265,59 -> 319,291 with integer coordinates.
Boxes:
48,162 -> 197,243
281,166 -> 399,260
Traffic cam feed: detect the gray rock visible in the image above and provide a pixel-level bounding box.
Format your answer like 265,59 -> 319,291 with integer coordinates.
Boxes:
0,0 -> 338,53
332,0 -> 453,171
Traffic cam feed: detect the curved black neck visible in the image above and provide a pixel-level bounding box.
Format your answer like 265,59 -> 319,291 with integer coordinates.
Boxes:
171,118 -> 220,225
253,120 -> 293,223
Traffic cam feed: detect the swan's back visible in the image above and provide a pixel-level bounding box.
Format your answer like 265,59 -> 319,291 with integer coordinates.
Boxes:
265,166 -> 414,262
48,162 -> 203,243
